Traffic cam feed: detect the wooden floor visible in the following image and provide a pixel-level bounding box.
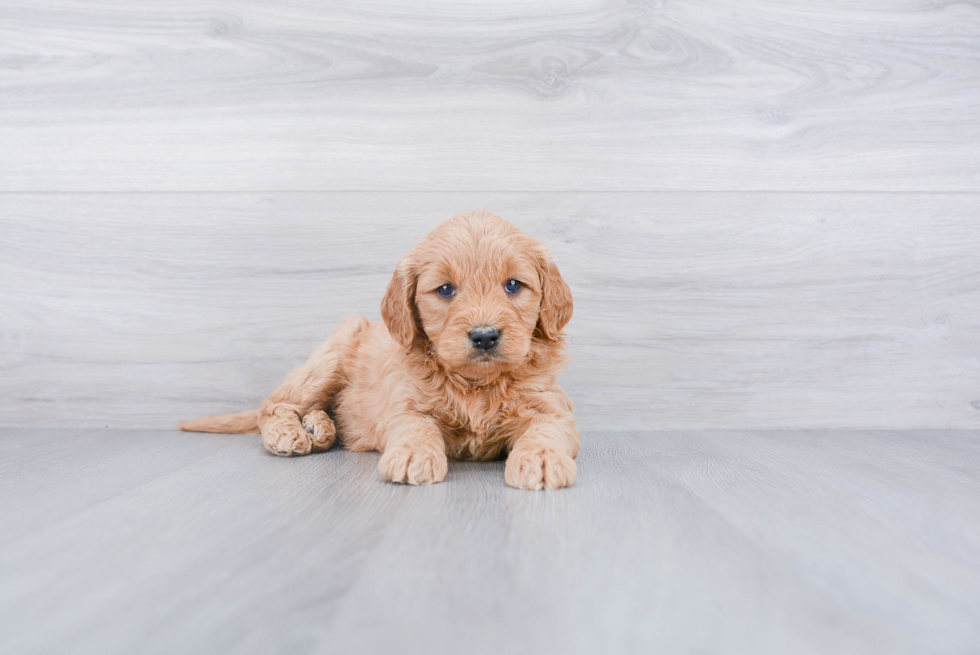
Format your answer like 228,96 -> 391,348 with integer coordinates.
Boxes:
1,428 -> 978,654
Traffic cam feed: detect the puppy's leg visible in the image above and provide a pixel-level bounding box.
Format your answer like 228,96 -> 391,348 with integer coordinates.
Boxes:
377,414 -> 448,485
258,317 -> 365,456
505,412 -> 580,491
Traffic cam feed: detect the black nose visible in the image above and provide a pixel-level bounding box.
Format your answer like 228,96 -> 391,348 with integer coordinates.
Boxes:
469,326 -> 500,351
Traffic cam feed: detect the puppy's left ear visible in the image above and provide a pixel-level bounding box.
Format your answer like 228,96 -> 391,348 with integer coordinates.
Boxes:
536,247 -> 573,340
381,257 -> 420,349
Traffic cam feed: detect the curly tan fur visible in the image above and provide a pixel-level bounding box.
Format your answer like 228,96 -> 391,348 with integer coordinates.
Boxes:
180,211 -> 579,490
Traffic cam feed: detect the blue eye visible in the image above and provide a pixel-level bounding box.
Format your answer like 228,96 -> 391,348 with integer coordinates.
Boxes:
436,284 -> 456,298
504,279 -> 522,294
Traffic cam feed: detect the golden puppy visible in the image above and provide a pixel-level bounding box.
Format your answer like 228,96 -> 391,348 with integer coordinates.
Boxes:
180,211 -> 579,490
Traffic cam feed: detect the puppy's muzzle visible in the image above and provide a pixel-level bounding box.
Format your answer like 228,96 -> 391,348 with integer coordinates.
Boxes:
469,326 -> 500,352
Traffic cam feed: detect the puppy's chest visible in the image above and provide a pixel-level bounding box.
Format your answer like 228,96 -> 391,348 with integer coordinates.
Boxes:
427,393 -> 515,461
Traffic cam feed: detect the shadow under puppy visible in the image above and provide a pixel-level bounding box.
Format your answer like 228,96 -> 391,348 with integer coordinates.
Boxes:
180,211 -> 579,490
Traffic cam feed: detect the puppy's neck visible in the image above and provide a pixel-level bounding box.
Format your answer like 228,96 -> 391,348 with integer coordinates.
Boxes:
456,368 -> 505,389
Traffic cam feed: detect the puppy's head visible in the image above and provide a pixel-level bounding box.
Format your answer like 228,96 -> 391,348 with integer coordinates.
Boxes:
381,211 -> 572,380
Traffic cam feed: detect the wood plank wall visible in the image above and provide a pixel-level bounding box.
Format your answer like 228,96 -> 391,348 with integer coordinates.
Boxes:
1,1 -> 978,429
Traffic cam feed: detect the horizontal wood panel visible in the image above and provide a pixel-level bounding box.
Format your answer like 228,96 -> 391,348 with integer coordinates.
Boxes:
1,191 -> 977,429
1,0 -> 978,191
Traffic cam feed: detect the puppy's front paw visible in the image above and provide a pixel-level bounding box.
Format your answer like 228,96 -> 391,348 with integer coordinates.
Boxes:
263,423 -> 312,457
378,445 -> 448,485
505,448 -> 576,490
301,410 -> 336,452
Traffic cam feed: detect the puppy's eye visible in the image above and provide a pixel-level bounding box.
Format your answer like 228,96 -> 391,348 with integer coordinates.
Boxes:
436,283 -> 456,298
504,279 -> 522,294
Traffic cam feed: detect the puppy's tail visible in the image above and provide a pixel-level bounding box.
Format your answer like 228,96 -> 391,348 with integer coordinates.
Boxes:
178,409 -> 260,434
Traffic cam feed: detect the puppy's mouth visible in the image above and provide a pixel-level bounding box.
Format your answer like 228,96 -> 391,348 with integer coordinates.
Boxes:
469,351 -> 504,364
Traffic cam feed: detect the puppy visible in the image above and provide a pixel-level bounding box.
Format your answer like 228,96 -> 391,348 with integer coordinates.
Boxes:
180,211 -> 579,490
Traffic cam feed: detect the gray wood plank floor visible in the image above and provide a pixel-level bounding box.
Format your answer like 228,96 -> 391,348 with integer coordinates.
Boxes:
1,428 -> 978,655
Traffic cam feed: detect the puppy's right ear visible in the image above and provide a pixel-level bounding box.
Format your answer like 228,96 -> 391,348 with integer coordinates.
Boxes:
381,257 -> 419,349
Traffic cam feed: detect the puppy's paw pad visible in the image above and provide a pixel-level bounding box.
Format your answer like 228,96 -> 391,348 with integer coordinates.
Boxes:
263,424 -> 312,457
505,449 -> 576,490
301,410 -> 336,452
379,446 -> 448,485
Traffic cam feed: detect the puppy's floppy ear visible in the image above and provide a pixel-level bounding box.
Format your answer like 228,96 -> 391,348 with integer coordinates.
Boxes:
381,257 -> 419,349
535,247 -> 573,340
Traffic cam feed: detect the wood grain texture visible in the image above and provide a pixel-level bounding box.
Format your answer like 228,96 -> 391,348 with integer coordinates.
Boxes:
1,428 -> 978,654
0,0 -> 978,191
2,192 -> 978,430
3,4 -> 979,653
